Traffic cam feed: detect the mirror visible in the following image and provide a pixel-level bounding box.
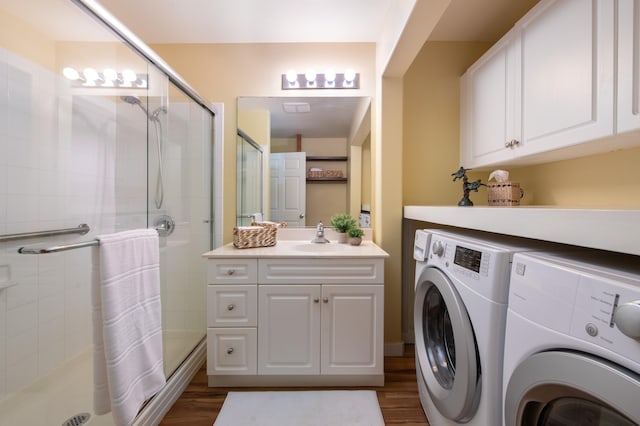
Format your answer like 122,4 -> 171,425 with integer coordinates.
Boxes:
237,96 -> 371,227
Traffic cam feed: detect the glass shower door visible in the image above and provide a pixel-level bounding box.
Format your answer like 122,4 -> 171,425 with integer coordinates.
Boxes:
152,82 -> 211,378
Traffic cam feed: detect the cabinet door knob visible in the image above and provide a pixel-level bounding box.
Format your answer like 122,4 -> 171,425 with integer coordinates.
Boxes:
505,139 -> 520,148
313,298 -> 319,303
323,297 -> 329,303
227,347 -> 234,355
227,304 -> 235,311
226,269 -> 235,276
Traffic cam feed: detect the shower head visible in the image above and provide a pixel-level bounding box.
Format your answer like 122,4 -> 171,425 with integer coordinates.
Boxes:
120,95 -> 166,121
120,95 -> 142,106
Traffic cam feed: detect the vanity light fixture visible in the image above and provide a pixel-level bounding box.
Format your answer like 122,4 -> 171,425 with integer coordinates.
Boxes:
62,66 -> 148,89
282,68 -> 360,90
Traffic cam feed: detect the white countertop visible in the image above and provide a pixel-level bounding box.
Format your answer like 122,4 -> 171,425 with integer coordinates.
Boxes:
203,228 -> 389,259
404,205 -> 640,256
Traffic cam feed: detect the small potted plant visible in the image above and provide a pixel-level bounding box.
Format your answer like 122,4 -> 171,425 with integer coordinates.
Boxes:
347,227 -> 365,246
330,213 -> 357,243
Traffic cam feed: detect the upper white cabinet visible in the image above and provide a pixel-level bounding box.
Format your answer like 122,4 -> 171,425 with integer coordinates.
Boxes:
460,30 -> 520,167
618,0 -> 640,133
460,0 -> 640,169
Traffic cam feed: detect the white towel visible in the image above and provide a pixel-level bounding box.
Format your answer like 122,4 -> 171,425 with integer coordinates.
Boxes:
92,229 -> 165,426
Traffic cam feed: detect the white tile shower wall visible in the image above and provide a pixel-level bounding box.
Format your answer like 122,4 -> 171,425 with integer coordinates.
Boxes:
0,48 -> 121,401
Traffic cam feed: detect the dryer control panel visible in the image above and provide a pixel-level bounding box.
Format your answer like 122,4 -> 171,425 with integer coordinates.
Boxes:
510,252 -> 640,368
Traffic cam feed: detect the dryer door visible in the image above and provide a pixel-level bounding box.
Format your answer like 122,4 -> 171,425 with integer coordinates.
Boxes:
414,266 -> 480,422
505,351 -> 640,425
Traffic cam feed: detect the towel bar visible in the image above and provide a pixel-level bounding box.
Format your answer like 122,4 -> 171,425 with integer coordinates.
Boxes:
18,226 -> 166,254
0,223 -> 90,242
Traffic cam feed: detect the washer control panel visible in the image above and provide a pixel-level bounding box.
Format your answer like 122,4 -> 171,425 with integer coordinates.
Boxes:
425,233 -> 518,304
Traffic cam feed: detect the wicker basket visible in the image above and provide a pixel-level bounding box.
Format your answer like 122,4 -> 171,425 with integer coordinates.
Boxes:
324,169 -> 344,178
233,222 -> 278,249
487,181 -> 522,206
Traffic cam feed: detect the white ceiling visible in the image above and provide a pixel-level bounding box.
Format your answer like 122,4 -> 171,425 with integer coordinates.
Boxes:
97,0 -> 539,44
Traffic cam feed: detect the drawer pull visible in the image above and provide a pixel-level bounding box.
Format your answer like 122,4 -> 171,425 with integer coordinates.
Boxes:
313,298 -> 319,303
323,297 -> 329,303
227,304 -> 235,311
226,269 -> 235,276
227,347 -> 234,355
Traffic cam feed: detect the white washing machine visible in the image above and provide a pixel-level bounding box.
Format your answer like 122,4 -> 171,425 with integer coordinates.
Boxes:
413,229 -> 548,426
503,251 -> 640,425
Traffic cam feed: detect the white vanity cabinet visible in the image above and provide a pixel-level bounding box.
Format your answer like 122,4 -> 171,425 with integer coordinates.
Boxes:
258,283 -> 383,376
205,251 -> 386,387
461,0 -> 621,168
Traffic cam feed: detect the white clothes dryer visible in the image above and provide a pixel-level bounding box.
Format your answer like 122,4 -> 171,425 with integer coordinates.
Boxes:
413,229 -> 548,426
503,251 -> 640,425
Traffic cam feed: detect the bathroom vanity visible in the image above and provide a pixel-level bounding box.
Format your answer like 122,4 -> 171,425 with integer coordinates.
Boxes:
202,231 -> 389,387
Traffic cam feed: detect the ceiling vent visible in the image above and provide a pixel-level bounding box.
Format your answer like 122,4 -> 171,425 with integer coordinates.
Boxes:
282,102 -> 311,113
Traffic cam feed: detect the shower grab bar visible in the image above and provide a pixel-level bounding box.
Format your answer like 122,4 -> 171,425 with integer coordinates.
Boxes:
0,223 -> 90,242
18,224 -> 168,255
19,239 -> 99,254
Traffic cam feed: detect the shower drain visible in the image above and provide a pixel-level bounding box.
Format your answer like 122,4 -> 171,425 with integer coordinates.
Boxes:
62,412 -> 91,426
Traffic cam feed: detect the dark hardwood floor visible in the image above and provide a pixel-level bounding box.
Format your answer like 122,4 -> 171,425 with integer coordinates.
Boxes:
160,344 -> 429,425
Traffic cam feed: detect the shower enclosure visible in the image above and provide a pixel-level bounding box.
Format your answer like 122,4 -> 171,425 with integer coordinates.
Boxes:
0,0 -> 216,425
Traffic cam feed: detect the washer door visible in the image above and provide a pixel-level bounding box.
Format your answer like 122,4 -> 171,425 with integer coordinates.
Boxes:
414,266 -> 481,422
505,351 -> 640,425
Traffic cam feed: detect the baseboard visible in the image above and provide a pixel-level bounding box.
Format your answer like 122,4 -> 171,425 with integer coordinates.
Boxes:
384,341 -> 405,357
134,338 -> 206,426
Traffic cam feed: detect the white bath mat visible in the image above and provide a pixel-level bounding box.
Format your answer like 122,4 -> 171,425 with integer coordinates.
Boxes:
213,390 -> 385,426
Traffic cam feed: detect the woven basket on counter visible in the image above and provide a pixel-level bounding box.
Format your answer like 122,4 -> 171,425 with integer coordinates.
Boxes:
233,221 -> 286,249
487,181 -> 522,206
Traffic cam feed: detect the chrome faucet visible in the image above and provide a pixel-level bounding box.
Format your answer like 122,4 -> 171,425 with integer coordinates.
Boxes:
312,221 -> 330,243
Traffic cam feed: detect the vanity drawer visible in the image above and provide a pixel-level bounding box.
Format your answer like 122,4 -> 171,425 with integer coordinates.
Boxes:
208,259 -> 258,284
207,285 -> 257,327
207,328 -> 257,375
258,258 -> 384,284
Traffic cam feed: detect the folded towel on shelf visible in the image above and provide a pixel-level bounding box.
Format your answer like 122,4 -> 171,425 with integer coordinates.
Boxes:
91,228 -> 165,426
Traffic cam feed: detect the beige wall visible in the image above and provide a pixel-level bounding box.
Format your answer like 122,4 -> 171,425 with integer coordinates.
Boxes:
403,41 -> 491,206
1,9 -> 55,70
508,148 -> 640,208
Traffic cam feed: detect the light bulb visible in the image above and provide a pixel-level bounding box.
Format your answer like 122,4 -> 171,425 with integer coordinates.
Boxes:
286,70 -> 298,84
305,69 -> 316,83
122,69 -> 137,82
344,69 -> 356,83
63,67 -> 80,81
103,68 -> 118,82
83,67 -> 99,82
324,69 -> 336,83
